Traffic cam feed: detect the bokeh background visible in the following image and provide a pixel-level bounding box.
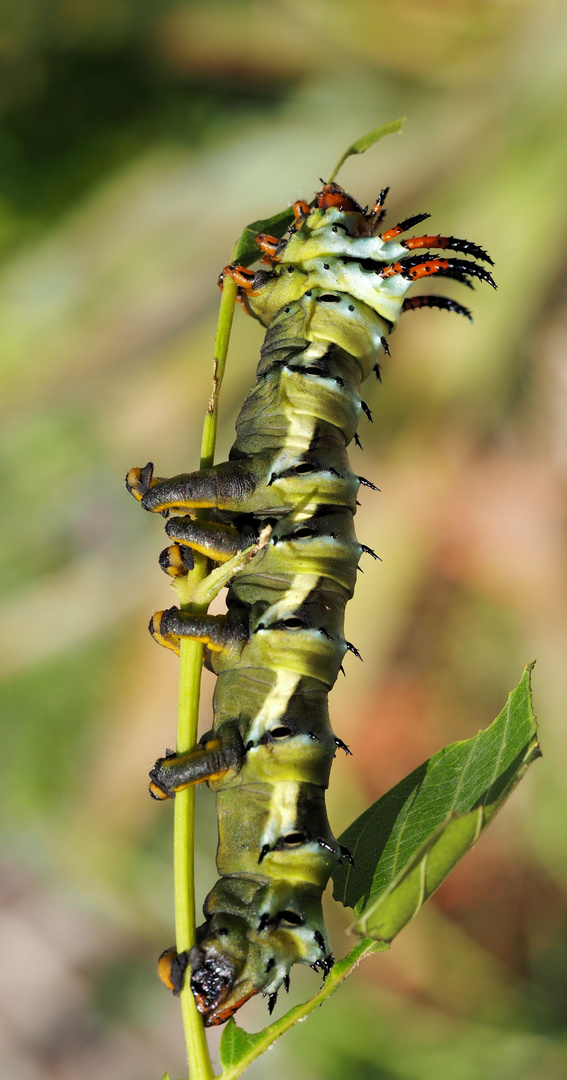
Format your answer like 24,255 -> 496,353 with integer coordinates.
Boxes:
1,1 -> 567,1078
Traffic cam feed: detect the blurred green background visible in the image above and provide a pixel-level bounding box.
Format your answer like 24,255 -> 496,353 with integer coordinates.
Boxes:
1,1 -> 567,1077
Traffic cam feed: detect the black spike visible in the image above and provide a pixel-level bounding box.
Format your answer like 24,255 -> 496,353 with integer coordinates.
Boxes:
321,953 -> 335,980
353,431 -> 363,449
335,736 -> 352,755
395,211 -> 431,233
399,254 -> 496,289
403,234 -> 494,265
360,400 -> 373,422
360,543 -> 382,561
380,335 -> 390,356
346,641 -> 363,661
370,187 -> 389,216
283,974 -> 290,993
339,844 -> 355,868
314,930 -> 326,951
257,912 -> 271,932
401,294 -> 473,321
317,838 -> 336,856
373,363 -> 382,382
358,476 -> 381,491
267,993 -> 278,1015
258,844 -> 271,864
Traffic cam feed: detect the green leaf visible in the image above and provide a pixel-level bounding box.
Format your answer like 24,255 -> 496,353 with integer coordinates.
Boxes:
233,207 -> 295,267
327,118 -> 405,183
218,940 -> 385,1080
332,662 -> 540,940
216,666 -> 539,1077
219,1019 -> 265,1073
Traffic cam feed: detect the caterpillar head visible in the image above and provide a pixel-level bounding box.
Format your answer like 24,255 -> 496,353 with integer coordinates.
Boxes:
158,890 -> 333,1025
189,927 -> 332,1025
157,914 -> 252,1023
315,182 -> 364,214
188,936 -> 280,1026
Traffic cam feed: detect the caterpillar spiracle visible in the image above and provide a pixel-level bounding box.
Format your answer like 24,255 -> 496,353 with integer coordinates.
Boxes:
126,181 -> 495,1026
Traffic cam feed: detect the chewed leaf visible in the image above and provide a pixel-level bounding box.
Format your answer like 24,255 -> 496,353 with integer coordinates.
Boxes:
332,662 -> 539,938
234,207 -> 295,266
328,118 -> 405,183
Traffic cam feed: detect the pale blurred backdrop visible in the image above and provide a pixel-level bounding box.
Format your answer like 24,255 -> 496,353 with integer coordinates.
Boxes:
1,2 -> 567,1078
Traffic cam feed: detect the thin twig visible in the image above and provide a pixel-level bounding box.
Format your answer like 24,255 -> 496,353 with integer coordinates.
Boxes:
172,268 -> 238,1080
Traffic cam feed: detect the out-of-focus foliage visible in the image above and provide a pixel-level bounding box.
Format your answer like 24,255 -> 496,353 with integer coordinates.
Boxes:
1,2 -> 567,1078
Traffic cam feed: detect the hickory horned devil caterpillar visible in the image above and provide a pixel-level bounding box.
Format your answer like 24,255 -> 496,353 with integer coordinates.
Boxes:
126,172 -> 496,1028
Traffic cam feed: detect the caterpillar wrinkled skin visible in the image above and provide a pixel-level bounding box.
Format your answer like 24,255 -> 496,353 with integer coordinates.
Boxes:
126,181 -> 494,1026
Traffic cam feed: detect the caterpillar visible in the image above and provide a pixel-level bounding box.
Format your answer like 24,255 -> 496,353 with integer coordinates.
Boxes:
126,180 -> 495,1026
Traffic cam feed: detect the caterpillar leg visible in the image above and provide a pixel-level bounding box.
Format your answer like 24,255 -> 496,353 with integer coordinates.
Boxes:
159,514 -> 251,577
255,234 -> 281,262
218,264 -> 257,293
125,462 -> 165,503
149,607 -> 247,656
157,947 -> 190,994
150,724 -> 245,798
164,516 -> 254,564
159,543 -> 195,578
126,460 -> 256,515
292,200 -> 310,227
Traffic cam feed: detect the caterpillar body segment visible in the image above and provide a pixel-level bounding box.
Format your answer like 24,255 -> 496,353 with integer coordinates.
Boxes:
128,182 -> 493,1026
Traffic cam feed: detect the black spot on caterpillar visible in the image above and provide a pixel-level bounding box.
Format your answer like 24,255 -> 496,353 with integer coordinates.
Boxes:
127,180 -> 494,1026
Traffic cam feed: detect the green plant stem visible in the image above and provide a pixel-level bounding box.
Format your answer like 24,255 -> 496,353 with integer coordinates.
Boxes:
173,269 -> 238,1080
220,940 -> 387,1080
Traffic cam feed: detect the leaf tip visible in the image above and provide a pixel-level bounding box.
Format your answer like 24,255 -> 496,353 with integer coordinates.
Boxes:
328,117 -> 407,183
